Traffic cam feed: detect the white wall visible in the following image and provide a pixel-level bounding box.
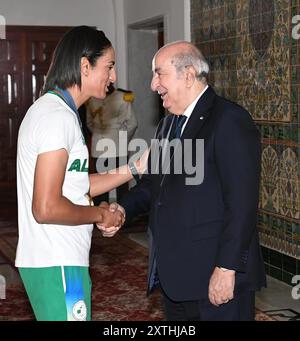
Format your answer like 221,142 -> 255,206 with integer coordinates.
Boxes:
0,0 -> 191,89
111,0 -> 191,88
0,0 -> 116,51
128,29 -> 159,144
120,0 -> 190,142
120,0 -> 190,87
113,0 -> 191,89
124,0 -> 190,42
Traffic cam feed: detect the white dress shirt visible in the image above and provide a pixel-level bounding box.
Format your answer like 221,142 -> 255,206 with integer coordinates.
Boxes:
180,85 -> 208,136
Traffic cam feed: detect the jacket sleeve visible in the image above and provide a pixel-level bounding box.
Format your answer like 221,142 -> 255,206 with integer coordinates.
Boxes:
119,117 -> 166,223
214,107 -> 261,273
119,173 -> 152,223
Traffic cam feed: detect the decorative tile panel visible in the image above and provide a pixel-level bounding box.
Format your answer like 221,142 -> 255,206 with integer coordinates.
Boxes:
237,0 -> 291,122
191,0 -> 299,261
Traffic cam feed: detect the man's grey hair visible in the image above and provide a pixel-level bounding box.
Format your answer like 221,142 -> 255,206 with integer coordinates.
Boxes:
158,41 -> 210,83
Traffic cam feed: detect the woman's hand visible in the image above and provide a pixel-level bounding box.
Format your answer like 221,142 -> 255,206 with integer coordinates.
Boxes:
134,148 -> 150,175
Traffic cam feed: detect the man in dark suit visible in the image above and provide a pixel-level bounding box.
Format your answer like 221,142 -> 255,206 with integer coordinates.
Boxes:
120,41 -> 266,321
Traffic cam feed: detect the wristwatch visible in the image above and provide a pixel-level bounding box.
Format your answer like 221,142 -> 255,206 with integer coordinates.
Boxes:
128,162 -> 140,182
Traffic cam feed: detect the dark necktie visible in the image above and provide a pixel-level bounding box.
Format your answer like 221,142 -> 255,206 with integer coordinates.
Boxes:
171,115 -> 187,139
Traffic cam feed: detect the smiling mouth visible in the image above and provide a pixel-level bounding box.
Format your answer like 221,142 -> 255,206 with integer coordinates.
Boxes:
158,91 -> 167,100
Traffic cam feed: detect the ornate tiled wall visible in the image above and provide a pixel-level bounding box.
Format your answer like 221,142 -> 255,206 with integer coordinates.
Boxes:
191,0 -> 300,283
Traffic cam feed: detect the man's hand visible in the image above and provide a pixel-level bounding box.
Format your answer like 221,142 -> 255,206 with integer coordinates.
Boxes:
208,267 -> 235,306
96,202 -> 125,237
107,202 -> 126,217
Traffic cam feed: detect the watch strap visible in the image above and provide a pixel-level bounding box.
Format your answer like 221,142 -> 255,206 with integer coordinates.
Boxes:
128,162 -> 140,182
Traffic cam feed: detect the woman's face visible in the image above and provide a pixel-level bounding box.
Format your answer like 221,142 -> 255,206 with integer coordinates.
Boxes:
85,47 -> 116,99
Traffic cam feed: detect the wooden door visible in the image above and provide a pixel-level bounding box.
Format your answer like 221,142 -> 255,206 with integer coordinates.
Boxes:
0,26 -> 70,210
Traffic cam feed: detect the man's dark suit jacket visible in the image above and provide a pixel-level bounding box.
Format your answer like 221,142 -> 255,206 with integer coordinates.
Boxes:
121,86 -> 266,301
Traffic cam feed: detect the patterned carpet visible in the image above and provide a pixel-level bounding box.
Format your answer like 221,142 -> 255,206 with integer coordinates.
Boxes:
0,222 -> 274,321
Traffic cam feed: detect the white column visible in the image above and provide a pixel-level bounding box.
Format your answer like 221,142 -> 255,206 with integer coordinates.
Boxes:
112,0 -> 128,89
184,0 -> 191,42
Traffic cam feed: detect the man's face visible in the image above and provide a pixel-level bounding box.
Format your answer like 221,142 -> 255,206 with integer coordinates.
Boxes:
151,49 -> 188,115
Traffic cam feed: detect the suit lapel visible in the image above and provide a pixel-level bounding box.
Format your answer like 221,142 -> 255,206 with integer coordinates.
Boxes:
155,114 -> 173,140
150,114 -> 174,176
181,86 -> 216,140
159,86 -> 216,187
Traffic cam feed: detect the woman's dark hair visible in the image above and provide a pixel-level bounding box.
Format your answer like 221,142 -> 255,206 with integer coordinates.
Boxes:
42,26 -> 112,95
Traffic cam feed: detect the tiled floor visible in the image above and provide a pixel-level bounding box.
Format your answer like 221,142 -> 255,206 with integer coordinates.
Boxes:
256,276 -> 300,321
128,231 -> 300,321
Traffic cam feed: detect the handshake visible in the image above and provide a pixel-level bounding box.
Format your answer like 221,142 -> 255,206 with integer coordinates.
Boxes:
96,202 -> 126,238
